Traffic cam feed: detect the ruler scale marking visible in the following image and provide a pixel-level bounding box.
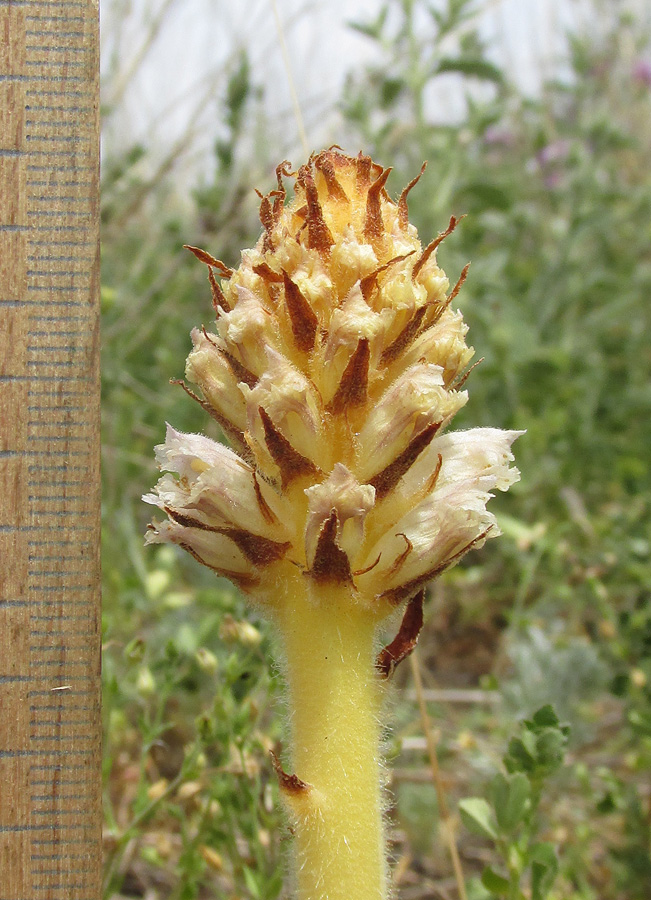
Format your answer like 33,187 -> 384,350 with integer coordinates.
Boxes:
1,3 -> 101,900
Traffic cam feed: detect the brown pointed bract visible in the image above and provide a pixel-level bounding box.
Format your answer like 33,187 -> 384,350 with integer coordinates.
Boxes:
398,162 -> 427,230
259,407 -> 320,488
208,267 -> 230,312
355,152 -> 373,188
309,511 -> 353,585
376,589 -> 425,677
219,528 -> 291,566
364,167 -> 392,246
253,262 -> 284,284
328,338 -> 370,414
218,345 -> 259,389
258,193 -> 276,252
369,421 -> 440,499
412,216 -> 461,281
449,262 -> 470,304
314,151 -> 349,203
379,306 -> 427,368
283,272 -> 318,352
183,244 -> 233,278
270,750 -> 311,795
253,472 -> 279,524
163,509 -> 289,566
298,166 -> 334,254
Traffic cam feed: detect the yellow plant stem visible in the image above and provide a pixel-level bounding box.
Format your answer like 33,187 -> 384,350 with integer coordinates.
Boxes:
277,575 -> 387,900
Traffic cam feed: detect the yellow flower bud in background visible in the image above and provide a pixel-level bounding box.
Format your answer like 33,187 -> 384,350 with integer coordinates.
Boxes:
200,845 -> 224,872
136,665 -> 156,698
195,647 -> 219,675
219,614 -> 263,649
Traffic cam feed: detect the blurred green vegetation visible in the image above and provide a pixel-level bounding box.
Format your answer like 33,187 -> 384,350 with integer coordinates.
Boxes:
101,1 -> 651,897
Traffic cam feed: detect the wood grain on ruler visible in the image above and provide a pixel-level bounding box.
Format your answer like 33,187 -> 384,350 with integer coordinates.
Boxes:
0,2 -> 101,899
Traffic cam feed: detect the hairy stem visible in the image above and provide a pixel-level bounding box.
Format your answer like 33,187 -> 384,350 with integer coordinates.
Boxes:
277,576 -> 387,900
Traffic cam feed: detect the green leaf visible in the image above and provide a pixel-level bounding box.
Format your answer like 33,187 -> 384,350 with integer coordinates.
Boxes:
264,867 -> 284,898
481,866 -> 511,894
429,0 -> 477,34
530,843 -> 559,900
436,56 -> 504,83
628,708 -> 651,737
505,733 -> 536,774
503,707 -> 571,778
596,790 -> 617,814
225,52 -> 251,133
243,865 -> 261,899
529,704 -> 561,730
348,5 -> 388,41
379,77 -> 405,108
465,876 -> 492,900
492,771 -> 531,833
456,180 -> 512,211
459,798 -> 498,840
534,727 -> 568,774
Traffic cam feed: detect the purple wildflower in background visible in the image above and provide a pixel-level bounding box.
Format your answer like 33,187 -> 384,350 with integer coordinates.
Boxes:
632,58 -> 651,87
537,140 -> 571,167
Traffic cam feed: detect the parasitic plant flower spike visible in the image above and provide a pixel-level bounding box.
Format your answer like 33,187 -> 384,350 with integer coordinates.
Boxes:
145,149 -> 521,900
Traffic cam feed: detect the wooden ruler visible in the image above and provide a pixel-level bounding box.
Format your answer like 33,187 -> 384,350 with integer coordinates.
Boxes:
0,2 -> 101,899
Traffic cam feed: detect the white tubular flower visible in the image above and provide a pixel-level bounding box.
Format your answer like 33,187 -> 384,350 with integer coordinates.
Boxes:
146,149 -> 521,613
415,428 -> 524,495
150,424 -> 235,481
374,264 -> 426,315
324,284 -> 386,360
356,363 -> 467,482
242,348 -> 326,476
329,226 -> 378,296
144,425 -> 292,588
415,255 -> 451,305
185,328 -> 248,438
216,284 -> 278,374
357,429 -> 522,603
400,308 -> 474,387
318,284 -> 389,403
146,519 -> 257,591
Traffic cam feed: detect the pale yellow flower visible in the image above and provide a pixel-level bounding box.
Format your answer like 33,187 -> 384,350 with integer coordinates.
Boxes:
145,149 -> 520,617
145,149 -> 523,900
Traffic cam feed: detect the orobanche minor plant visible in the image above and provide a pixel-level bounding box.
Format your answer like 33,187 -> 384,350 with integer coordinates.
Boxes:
144,149 -> 521,900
